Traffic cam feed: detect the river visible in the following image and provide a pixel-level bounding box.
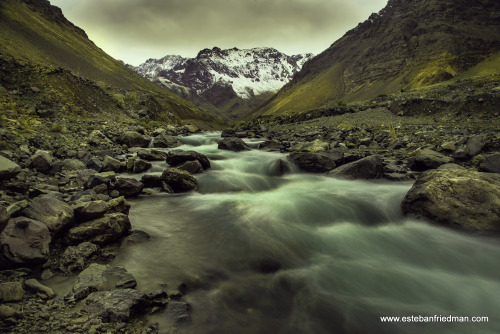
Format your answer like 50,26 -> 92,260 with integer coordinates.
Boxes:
113,132 -> 500,334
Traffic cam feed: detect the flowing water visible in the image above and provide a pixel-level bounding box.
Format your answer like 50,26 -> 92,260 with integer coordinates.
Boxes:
113,132 -> 500,334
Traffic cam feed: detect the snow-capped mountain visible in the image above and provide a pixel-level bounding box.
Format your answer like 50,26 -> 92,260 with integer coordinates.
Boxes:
134,47 -> 313,117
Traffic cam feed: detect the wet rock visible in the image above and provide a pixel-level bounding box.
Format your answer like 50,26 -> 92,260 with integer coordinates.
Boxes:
137,149 -> 167,161
479,153 -> 500,174
24,279 -> 55,299
60,242 -> 100,274
402,169 -> 500,232
64,213 -> 131,246
60,159 -> 87,171
121,232 -> 150,249
0,207 -> 9,233
0,217 -> 51,268
166,301 -> 191,323
258,140 -> 284,152
0,282 -> 24,302
152,134 -> 182,148
166,150 -> 211,170
218,137 -> 250,152
102,156 -> 123,172
30,150 -> 53,172
133,159 -> 152,173
269,159 -> 293,177
176,160 -> 203,174
161,168 -> 198,193
0,156 -> 22,180
327,155 -> 385,179
72,263 -> 137,300
115,178 -> 144,197
287,152 -> 337,173
409,148 -> 452,171
22,196 -> 74,236
84,289 -> 147,322
122,131 -> 150,148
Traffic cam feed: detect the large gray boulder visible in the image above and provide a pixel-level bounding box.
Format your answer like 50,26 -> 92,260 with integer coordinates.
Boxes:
0,282 -> 24,302
84,289 -> 147,322
102,156 -> 123,172
161,168 -> 198,193
402,169 -> 500,232
64,213 -> 131,246
72,263 -> 137,300
287,152 -> 339,173
327,155 -> 385,180
22,196 -> 74,236
409,148 -> 452,171
218,137 -> 250,152
0,156 -> 21,180
166,150 -> 211,170
0,217 -> 51,268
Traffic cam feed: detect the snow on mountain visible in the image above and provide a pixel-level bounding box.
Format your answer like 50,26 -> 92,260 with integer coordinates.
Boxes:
135,47 -> 314,101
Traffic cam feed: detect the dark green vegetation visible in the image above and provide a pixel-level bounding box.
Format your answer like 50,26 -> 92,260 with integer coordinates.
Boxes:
0,0 -> 225,141
252,0 -> 500,117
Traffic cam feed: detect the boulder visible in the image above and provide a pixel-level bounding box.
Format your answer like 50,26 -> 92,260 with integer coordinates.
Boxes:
30,150 -> 53,172
115,178 -> 144,197
287,152 -> 338,173
161,168 -> 198,193
85,173 -> 113,189
409,148 -> 452,171
0,207 -> 9,233
22,196 -> 74,236
327,155 -> 385,180
166,150 -> 211,170
479,153 -> 500,174
218,137 -> 251,152
73,200 -> 109,221
0,282 -> 24,302
137,149 -> 167,161
102,156 -> 123,172
152,133 -> 182,148
64,213 -> 131,246
72,263 -> 137,300
0,217 -> 51,268
402,169 -> 500,232
465,135 -> 485,157
176,160 -> 203,174
0,156 -> 21,180
84,289 -> 147,322
60,242 -> 100,274
166,300 -> 192,323
85,157 -> 103,172
122,131 -> 150,148
132,159 -> 152,173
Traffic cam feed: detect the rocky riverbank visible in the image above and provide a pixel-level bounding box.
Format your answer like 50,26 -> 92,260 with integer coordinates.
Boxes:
0,80 -> 499,333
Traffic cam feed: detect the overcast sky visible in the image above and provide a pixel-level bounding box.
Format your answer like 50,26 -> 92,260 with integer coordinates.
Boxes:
50,0 -> 387,66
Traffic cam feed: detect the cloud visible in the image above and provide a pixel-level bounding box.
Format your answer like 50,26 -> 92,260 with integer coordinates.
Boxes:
52,0 -> 387,65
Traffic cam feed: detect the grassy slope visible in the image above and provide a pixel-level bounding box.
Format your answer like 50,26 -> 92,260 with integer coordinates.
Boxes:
0,0 -> 224,125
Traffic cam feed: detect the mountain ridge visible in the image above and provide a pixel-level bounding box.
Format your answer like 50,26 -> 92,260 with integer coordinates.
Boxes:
252,0 -> 500,117
134,47 -> 313,119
